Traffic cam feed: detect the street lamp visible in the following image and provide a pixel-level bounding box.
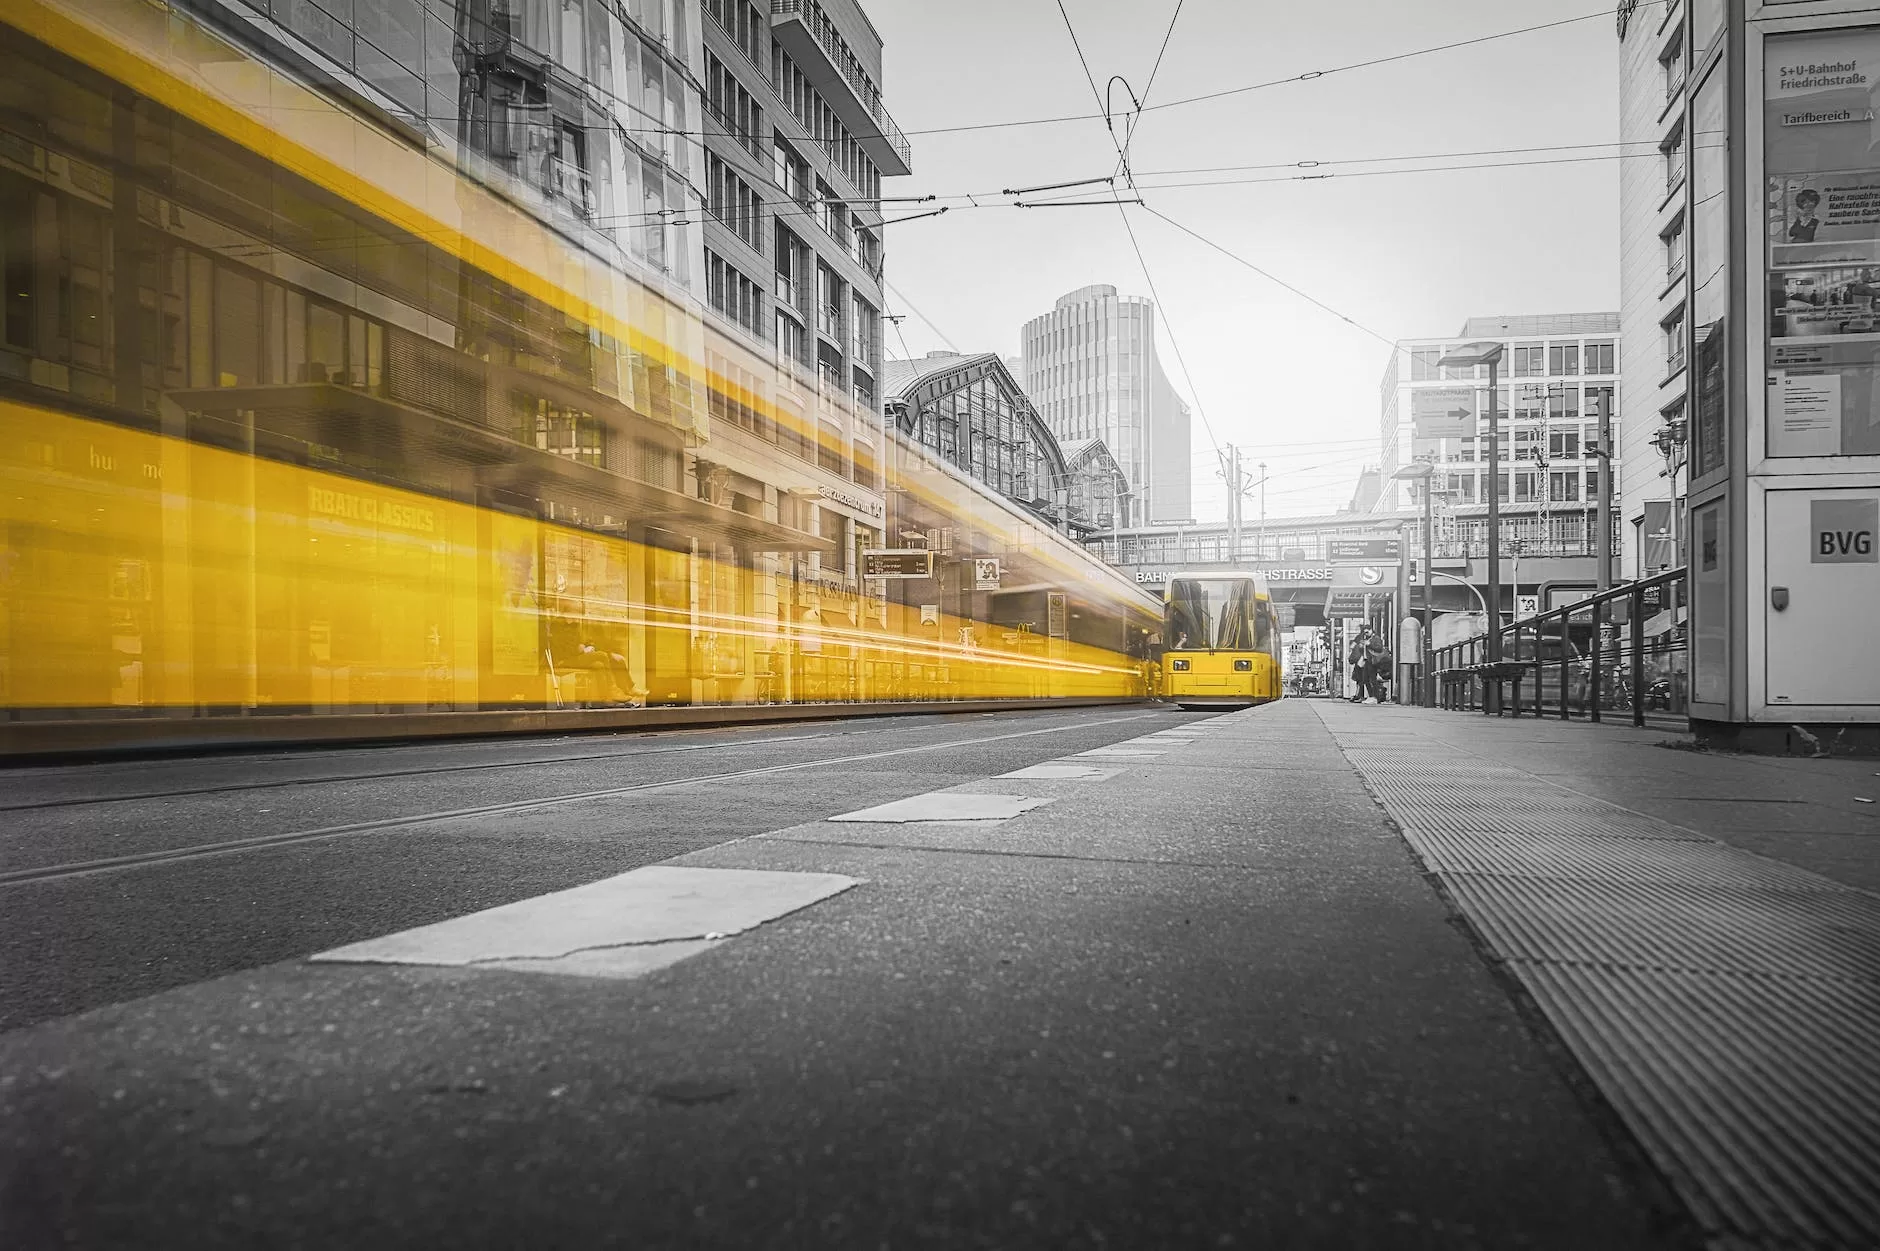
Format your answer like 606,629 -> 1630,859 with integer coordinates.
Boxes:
1391,462 -> 1437,704
1437,341 -> 1507,711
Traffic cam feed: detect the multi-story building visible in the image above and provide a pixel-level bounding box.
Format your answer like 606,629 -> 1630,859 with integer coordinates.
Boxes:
1616,0 -> 1703,579
697,0 -> 910,598
1018,285 -> 1193,526
1378,314 -> 1622,586
0,0 -> 930,717
883,352 -> 1130,534
1608,1 -> 1880,743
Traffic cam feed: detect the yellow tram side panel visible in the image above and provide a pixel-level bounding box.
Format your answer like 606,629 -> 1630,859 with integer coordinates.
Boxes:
0,403 -> 1150,714
1162,651 -> 1282,706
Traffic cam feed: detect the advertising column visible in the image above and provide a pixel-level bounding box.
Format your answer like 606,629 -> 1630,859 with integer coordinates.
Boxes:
1764,27 -> 1880,459
1755,18 -> 1880,724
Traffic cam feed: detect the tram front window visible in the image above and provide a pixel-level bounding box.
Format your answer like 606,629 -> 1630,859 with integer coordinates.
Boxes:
1167,579 -> 1262,652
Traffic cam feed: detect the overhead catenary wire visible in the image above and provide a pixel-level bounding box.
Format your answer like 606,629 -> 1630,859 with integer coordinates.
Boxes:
1050,0 -> 1223,469
237,2 -> 1671,158
199,141 -> 1691,263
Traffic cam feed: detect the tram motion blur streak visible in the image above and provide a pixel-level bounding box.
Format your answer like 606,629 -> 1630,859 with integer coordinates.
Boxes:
0,0 -> 1162,753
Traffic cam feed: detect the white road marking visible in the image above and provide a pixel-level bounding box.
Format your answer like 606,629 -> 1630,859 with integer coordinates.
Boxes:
827,793 -> 1054,823
309,866 -> 855,980
997,763 -> 1123,781
1075,748 -> 1167,758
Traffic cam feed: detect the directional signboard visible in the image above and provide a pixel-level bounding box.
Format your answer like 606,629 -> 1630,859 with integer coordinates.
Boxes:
1327,539 -> 1401,564
1410,386 -> 1477,439
862,549 -> 933,579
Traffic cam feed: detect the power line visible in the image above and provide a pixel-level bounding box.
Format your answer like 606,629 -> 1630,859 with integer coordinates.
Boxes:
1054,0 -> 1132,172
1133,138 -> 1669,180
881,278 -> 960,354
1114,205 -> 1220,456
1140,205 -> 1395,349
237,3 -> 1670,158
1139,0 -> 1187,109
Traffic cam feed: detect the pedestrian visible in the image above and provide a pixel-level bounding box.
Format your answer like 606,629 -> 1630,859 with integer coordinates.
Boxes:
1347,627 -> 1372,703
1364,632 -> 1393,703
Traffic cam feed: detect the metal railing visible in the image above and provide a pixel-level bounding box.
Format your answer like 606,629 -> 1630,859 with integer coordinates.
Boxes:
1429,567 -> 1689,727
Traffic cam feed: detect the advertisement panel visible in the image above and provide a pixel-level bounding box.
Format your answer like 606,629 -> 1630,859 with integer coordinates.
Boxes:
1763,28 -> 1880,456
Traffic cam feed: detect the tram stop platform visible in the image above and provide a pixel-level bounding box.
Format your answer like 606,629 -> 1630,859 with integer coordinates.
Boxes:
3,700 -> 1877,1250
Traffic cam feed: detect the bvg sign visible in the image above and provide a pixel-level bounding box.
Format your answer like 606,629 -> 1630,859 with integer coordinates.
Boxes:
1811,498 -> 1877,563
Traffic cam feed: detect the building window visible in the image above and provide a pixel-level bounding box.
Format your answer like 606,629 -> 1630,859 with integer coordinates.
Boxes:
1664,128 -> 1686,191
707,154 -> 765,255
772,136 -> 808,206
706,250 -> 764,341
1662,28 -> 1686,100
1548,425 -> 1581,458
1511,344 -> 1546,377
705,53 -> 763,159
1663,307 -> 1687,375
1584,342 -> 1616,374
1663,216 -> 1687,283
1549,471 -> 1582,503
705,0 -> 765,67
1548,343 -> 1579,376
1409,347 -> 1442,380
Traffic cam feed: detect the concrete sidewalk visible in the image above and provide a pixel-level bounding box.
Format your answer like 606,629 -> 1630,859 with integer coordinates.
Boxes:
1313,699 -> 1880,1249
1374,700 -> 1880,891
1,703 -> 1682,1251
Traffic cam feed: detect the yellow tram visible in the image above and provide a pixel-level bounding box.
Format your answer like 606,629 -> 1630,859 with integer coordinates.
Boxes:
1160,571 -> 1284,709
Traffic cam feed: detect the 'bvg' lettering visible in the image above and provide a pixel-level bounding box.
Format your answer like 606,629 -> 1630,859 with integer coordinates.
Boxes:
1810,498 -> 1880,564
1818,529 -> 1872,556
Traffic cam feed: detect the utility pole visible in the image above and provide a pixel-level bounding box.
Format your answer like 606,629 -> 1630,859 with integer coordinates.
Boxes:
1594,387 -> 1613,589
1220,443 -> 1245,562
1258,460 -> 1267,562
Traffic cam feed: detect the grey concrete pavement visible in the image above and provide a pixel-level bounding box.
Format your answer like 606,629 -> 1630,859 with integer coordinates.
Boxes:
0,702 -> 1687,1250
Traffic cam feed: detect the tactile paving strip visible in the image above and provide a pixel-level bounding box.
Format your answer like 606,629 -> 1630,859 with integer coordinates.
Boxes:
1441,874 -> 1880,982
1410,827 -> 1864,892
1385,799 -> 1699,842
1321,710 -> 1880,1249
1517,964 -> 1880,1247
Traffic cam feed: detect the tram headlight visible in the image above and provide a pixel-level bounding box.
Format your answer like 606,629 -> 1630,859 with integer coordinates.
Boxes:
1170,658 -> 1190,671
1234,659 -> 1253,672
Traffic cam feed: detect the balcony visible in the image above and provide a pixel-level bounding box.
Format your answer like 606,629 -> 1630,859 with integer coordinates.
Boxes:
817,302 -> 843,340
771,0 -> 913,175
775,273 -> 799,308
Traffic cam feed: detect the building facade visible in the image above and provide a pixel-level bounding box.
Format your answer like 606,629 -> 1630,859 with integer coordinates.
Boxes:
1018,285 -> 1192,526
1617,0 -> 1704,579
697,0 -> 908,591
884,353 -> 1129,534
1613,1 -> 1880,740
1378,314 -> 1622,589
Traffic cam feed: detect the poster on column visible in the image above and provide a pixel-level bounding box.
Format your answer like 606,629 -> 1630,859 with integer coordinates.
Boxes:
1764,27 -> 1880,456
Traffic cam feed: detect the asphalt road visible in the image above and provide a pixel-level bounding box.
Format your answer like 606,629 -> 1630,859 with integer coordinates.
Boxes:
0,707 -> 1170,1031
0,703 -> 1695,1250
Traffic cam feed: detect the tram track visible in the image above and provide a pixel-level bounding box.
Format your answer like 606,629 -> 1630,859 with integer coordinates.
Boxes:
0,733 -> 836,813
1,711 -> 1157,888
0,710 -> 1059,812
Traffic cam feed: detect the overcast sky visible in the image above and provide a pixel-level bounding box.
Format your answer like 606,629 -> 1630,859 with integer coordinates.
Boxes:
865,0 -> 1626,520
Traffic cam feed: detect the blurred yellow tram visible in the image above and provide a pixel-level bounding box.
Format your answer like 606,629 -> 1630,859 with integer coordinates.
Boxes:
1160,571 -> 1283,709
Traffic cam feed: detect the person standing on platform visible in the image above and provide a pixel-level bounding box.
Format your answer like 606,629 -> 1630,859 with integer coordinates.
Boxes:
1364,631 -> 1393,703
1347,627 -> 1373,704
